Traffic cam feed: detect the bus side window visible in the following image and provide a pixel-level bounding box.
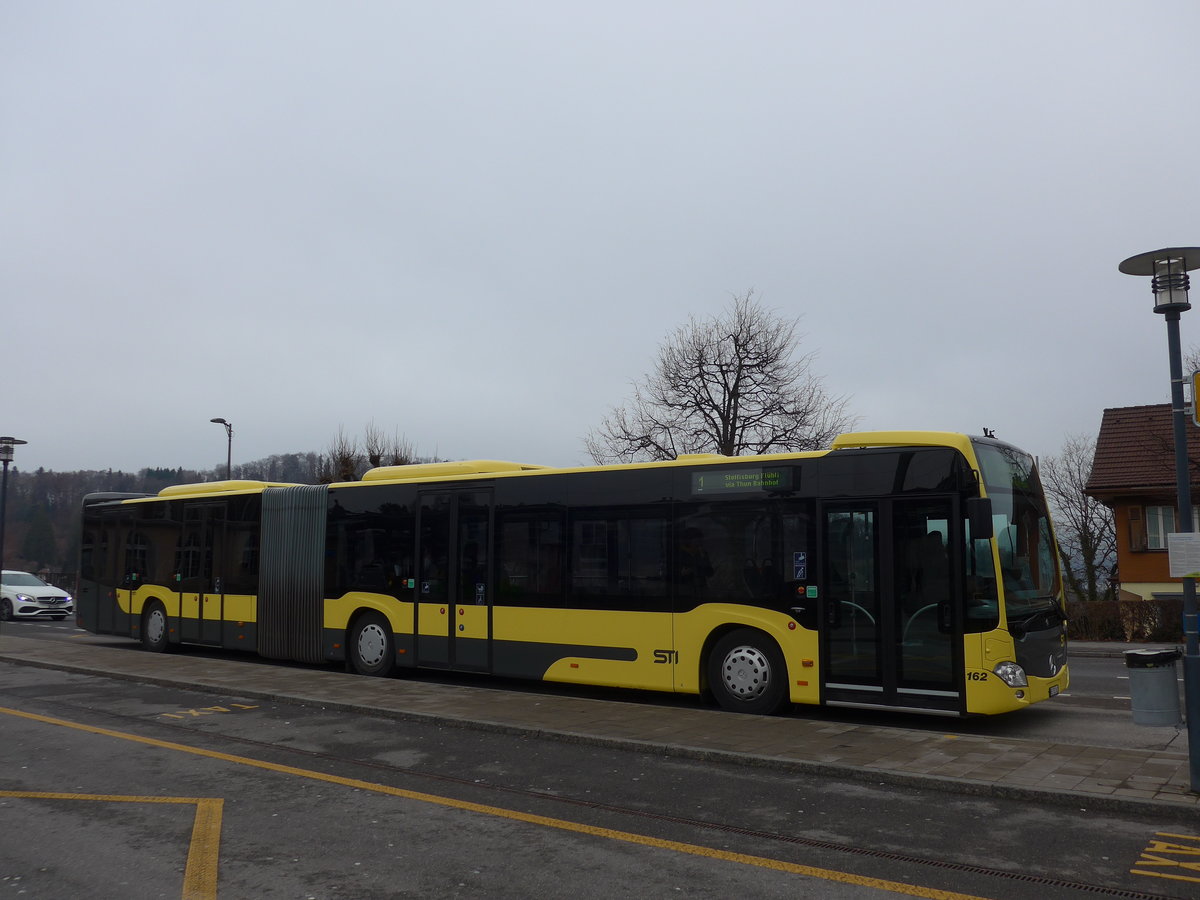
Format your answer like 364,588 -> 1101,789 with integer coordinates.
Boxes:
496,511 -> 564,607
677,503 -> 777,606
568,512 -> 668,608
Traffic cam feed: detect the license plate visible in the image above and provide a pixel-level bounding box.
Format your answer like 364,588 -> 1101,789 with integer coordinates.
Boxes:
1049,685 -> 1060,697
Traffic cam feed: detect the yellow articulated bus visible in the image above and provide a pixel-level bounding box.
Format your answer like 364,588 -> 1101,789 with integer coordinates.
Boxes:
78,431 -> 1068,716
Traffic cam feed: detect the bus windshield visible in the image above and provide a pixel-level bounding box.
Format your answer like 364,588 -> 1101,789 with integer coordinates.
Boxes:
972,440 -> 1063,620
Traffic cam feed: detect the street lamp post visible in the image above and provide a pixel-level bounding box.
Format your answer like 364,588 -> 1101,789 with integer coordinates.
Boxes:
1119,247 -> 1200,793
210,418 -> 233,480
0,436 -> 28,628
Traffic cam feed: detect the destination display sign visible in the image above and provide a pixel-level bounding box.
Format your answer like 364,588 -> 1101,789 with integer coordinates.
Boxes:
690,466 -> 794,495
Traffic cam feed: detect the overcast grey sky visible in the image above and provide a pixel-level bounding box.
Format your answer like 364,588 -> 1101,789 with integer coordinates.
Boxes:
4,1 -> 1199,475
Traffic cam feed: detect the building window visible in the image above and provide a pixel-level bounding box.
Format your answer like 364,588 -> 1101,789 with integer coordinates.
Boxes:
1146,506 -> 1174,550
1143,505 -> 1200,550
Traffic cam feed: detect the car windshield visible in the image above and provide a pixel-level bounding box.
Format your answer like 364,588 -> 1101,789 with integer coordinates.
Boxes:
972,440 -> 1063,619
3,573 -> 48,588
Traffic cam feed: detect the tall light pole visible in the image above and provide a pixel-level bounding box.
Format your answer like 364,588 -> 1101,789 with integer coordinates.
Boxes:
1119,247 -> 1200,793
210,418 -> 233,480
0,436 -> 28,628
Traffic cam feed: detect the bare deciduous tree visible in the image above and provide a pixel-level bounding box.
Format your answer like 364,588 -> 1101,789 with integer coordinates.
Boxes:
586,291 -> 854,462
363,421 -> 388,470
1041,434 -> 1117,602
320,426 -> 362,483
364,421 -> 416,468
1185,345 -> 1200,376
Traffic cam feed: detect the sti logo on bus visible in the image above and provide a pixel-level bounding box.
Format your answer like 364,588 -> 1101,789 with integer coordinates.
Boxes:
653,649 -> 679,664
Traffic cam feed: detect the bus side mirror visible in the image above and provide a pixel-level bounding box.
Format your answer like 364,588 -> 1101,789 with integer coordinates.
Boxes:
967,498 -> 993,540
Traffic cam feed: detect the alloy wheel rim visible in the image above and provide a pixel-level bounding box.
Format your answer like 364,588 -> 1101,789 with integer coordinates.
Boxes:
146,609 -> 166,643
357,624 -> 387,667
721,645 -> 771,700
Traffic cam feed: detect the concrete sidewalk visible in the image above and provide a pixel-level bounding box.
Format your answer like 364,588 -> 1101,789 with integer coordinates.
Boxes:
1067,640 -> 1183,659
0,633 -> 1194,819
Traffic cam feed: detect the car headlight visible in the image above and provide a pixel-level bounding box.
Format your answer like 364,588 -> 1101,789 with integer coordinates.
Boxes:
15,593 -> 33,603
993,661 -> 1028,688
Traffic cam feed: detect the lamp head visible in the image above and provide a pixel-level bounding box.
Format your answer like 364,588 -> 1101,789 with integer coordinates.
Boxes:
1119,247 -> 1200,314
0,437 -> 27,464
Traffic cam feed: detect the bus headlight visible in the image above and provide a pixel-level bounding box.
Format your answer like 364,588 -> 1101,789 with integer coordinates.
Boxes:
993,661 -> 1028,688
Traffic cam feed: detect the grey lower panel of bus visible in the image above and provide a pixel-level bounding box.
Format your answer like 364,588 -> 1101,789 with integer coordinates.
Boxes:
319,631 -> 637,678
492,640 -> 637,679
258,484 -> 329,664
318,633 -> 636,678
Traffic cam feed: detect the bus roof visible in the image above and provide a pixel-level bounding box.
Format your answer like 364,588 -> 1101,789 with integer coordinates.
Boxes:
97,431 -> 991,504
360,460 -> 547,482
155,479 -> 298,498
832,430 -> 979,460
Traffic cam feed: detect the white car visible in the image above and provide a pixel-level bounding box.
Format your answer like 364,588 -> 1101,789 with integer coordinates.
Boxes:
0,570 -> 74,621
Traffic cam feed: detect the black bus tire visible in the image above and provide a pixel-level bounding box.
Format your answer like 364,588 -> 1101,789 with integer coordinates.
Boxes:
349,611 -> 395,677
707,628 -> 790,715
141,601 -> 170,653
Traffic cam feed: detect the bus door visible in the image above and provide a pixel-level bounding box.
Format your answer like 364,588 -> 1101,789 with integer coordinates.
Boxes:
415,490 -> 492,672
820,497 -> 961,712
177,501 -> 227,645
95,506 -> 132,635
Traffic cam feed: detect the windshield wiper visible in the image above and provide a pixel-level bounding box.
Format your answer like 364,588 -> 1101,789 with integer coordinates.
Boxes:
1009,603 -> 1066,638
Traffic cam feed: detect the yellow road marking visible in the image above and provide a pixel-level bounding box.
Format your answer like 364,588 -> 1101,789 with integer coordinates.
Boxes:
0,705 -> 987,900
0,790 -> 222,899
1131,830 -> 1200,884
184,798 -> 223,899
158,704 -> 259,720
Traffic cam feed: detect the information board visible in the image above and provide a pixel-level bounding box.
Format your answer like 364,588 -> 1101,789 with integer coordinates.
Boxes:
1167,532 -> 1200,578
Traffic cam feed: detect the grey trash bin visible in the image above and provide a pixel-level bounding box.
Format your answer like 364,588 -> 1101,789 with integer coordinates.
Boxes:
1124,648 -> 1182,726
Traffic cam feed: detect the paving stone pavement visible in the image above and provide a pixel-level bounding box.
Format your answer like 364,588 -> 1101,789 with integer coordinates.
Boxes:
0,632 -> 1194,818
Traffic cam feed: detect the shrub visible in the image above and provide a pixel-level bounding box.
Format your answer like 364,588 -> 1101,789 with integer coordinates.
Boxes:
1066,600 -> 1125,641
1066,597 -> 1184,642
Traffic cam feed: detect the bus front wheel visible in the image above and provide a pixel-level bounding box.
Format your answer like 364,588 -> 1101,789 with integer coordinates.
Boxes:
349,612 -> 395,677
141,601 -> 170,653
707,629 -> 789,715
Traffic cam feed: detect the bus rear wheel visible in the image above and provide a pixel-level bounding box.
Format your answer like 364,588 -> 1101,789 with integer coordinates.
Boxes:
708,629 -> 789,715
141,601 -> 170,653
349,612 -> 395,676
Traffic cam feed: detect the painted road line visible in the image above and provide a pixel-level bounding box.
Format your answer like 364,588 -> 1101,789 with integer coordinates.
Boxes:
0,791 -> 222,900
0,704 -> 989,900
1130,831 -> 1200,885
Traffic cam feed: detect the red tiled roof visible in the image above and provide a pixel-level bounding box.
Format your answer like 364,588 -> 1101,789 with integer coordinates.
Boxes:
1085,404 -> 1200,497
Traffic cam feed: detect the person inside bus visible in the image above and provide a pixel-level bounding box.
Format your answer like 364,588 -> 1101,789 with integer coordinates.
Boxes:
678,527 -> 713,593
901,530 -> 948,626
918,531 -> 949,598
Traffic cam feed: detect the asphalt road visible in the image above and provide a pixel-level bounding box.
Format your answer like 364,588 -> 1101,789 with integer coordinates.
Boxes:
0,620 -> 1195,900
